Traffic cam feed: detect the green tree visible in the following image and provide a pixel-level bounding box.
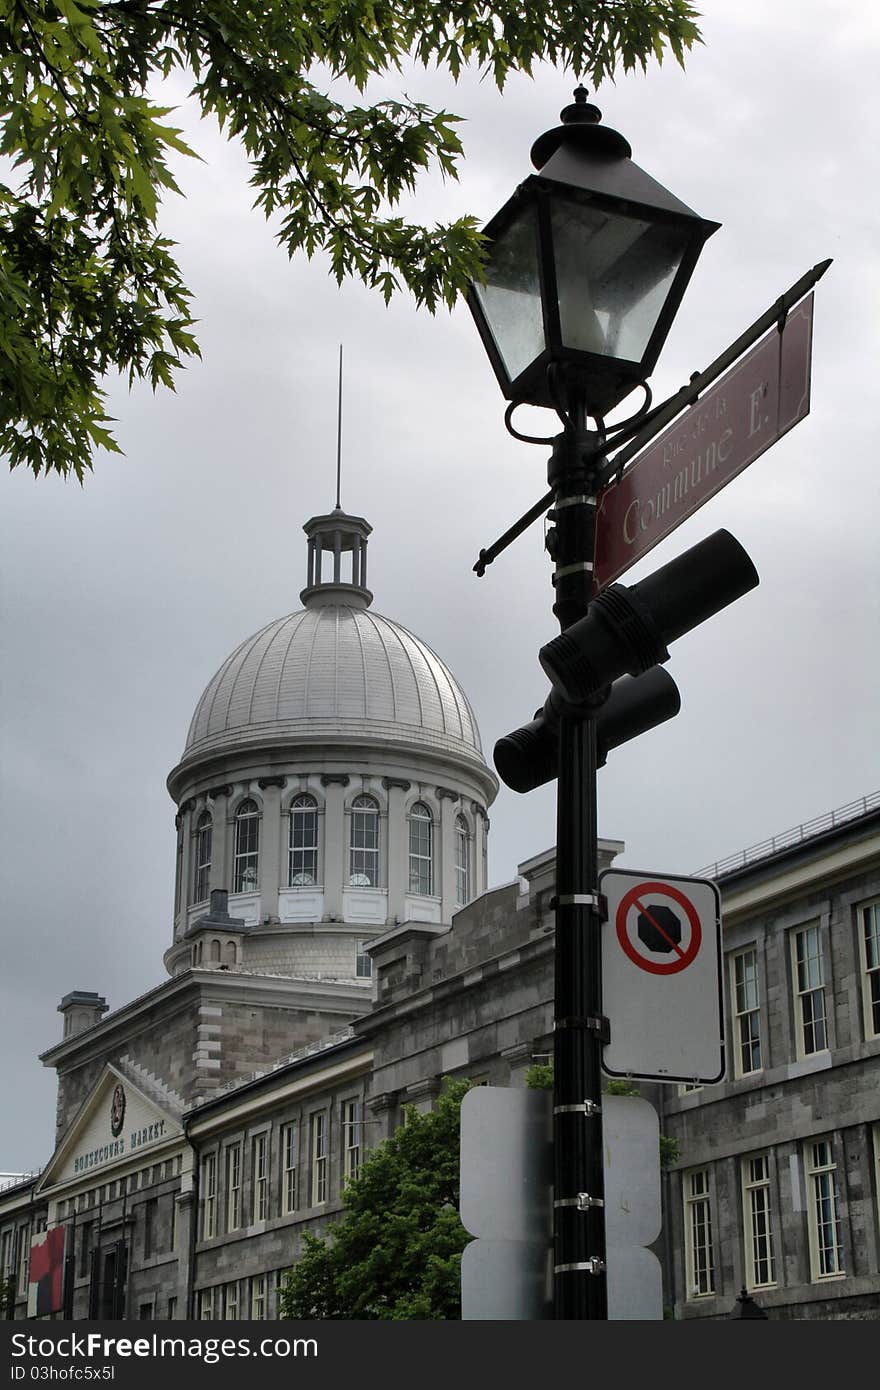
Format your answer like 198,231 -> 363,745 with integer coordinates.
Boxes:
279,1078 -> 471,1319
1,1 -> 703,480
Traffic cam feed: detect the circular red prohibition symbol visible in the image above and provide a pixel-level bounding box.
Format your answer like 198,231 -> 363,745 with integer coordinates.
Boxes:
616,881 -> 702,975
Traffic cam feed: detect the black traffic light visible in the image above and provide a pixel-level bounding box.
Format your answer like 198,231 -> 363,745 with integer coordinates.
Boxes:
539,529 -> 759,704
494,666 -> 681,793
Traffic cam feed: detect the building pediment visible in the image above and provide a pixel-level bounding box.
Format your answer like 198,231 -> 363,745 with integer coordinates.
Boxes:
37,1064 -> 183,1193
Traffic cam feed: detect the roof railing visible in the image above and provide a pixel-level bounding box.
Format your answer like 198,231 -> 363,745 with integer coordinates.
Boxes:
695,792 -> 880,880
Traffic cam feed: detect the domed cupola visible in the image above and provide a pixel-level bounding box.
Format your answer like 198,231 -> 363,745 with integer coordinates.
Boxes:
164,505 -> 498,981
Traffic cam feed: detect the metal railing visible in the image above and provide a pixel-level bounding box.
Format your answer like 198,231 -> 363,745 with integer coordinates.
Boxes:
0,1170 -> 39,1195
695,792 -> 880,880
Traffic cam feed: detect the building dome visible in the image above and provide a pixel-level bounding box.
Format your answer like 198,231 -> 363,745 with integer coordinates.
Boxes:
164,505 -> 497,984
180,604 -> 485,772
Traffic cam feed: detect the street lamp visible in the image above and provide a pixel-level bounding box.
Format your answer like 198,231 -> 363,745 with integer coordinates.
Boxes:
468,86 -> 719,418
468,91 -> 721,1322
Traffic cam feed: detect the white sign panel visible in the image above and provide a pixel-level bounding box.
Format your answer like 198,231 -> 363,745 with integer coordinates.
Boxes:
600,868 -> 725,1084
460,1089 -> 662,1320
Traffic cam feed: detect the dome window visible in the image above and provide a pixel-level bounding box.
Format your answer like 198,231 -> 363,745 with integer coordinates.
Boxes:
408,802 -> 434,896
233,799 -> 260,893
455,814 -> 472,906
192,811 -> 212,905
350,796 -> 379,887
289,794 -> 319,886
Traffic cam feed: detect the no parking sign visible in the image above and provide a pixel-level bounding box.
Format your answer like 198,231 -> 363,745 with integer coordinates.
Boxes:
600,868 -> 725,1084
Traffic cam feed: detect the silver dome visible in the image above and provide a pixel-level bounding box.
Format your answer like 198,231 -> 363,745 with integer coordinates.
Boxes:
180,604 -> 487,769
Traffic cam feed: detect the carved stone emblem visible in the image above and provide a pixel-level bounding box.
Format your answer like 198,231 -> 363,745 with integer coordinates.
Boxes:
110,1083 -> 126,1137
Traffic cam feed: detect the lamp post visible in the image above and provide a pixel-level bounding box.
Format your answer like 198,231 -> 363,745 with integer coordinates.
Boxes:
468,90 -> 718,1320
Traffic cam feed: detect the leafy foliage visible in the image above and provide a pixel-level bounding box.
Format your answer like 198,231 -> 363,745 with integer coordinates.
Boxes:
1,2 -> 703,477
278,1078 -> 472,1319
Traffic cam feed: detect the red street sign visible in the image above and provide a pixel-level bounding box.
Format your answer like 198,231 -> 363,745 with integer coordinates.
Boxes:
593,293 -> 815,590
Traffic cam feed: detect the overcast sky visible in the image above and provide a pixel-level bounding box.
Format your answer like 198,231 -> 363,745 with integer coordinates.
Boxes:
1,1 -> 878,1173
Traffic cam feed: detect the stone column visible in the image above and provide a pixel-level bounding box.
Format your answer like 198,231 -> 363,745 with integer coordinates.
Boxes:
437,787 -> 459,921
177,804 -> 193,932
474,802 -> 489,897
174,1186 -> 196,1319
382,778 -> 410,923
208,786 -> 231,893
258,777 -> 285,922
321,775 -> 349,919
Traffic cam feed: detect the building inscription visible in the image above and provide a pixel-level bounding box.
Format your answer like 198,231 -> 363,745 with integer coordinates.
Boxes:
72,1119 -> 168,1174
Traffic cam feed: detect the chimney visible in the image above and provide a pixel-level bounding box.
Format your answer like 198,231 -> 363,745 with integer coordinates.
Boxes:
58,991 -> 108,1040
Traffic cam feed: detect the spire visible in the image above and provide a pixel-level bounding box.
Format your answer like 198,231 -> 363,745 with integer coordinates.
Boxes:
335,343 -> 343,511
301,347 -> 373,610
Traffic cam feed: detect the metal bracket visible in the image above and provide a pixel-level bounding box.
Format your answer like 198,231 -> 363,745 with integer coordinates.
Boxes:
553,561 -> 594,578
554,1257 -> 606,1276
555,1015 -> 611,1044
554,494 -> 597,509
553,1099 -> 601,1117
552,893 -> 607,915
553,1193 -> 605,1211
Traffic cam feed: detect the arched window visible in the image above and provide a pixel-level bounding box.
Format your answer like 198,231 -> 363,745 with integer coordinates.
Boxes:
455,814 -> 471,906
222,941 -> 237,966
233,799 -> 260,893
289,795 -> 319,885
408,802 -> 433,896
192,811 -> 212,904
210,938 -> 221,963
350,795 -> 379,886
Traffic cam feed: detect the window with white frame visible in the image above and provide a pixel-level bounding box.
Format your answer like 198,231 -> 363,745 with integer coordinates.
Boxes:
356,939 -> 372,979
200,1153 -> 217,1239
791,924 -> 828,1056
349,795 -> 379,886
192,812 -> 212,905
233,799 -> 260,893
741,1153 -> 776,1289
683,1169 -> 715,1297
15,1224 -> 30,1296
223,1281 -> 239,1320
251,1133 -> 269,1223
250,1274 -> 267,1320
858,900 -> 880,1040
310,1113 -> 327,1206
225,1143 -> 242,1232
0,1229 -> 13,1282
282,1122 -> 298,1215
289,795 -> 319,885
731,947 -> 763,1075
454,814 -> 471,906
343,1100 -> 361,1184
805,1137 -> 844,1278
408,802 -> 433,895
198,1287 -> 215,1320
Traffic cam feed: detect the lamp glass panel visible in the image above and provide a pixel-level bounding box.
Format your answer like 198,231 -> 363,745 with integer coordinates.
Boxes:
550,198 -> 689,363
473,202 -> 545,381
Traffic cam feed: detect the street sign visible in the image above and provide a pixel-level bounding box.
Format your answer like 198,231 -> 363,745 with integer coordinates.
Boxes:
593,293 -> 814,590
600,868 -> 725,1084
460,1089 -> 662,1320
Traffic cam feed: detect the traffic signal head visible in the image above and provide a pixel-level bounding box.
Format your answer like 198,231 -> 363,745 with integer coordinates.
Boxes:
539,529 -> 759,704
494,667 -> 681,793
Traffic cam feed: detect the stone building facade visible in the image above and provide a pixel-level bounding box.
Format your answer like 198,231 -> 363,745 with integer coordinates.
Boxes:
1,502 -> 877,1320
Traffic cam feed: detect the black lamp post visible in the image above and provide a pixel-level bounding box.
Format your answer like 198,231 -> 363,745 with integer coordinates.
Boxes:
468,90 -> 719,1321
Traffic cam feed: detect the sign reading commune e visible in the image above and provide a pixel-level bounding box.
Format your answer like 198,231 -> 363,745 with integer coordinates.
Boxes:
593,293 -> 815,590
